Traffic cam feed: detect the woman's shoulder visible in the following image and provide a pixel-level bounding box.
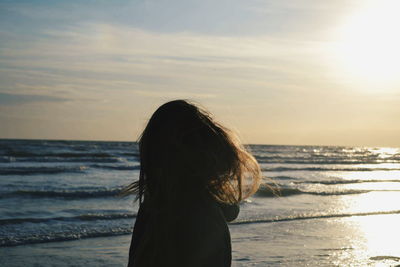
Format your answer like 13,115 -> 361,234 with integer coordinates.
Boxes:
197,193 -> 240,222
217,202 -> 240,222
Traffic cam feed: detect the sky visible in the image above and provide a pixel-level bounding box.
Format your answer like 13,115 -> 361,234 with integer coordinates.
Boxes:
0,0 -> 399,147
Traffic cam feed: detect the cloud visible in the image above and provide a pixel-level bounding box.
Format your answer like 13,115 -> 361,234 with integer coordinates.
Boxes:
1,1 -> 400,145
0,92 -> 68,105
0,0 -> 355,38
133,90 -> 216,99
0,22 -> 330,92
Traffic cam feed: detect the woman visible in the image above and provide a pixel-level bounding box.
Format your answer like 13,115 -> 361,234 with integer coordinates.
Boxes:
124,100 -> 261,267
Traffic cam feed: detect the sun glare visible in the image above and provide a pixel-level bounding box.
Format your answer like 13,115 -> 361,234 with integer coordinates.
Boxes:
334,1 -> 400,87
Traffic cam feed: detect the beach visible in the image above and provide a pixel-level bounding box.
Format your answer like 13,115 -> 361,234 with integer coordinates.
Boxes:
1,139 -> 400,266
2,214 -> 400,266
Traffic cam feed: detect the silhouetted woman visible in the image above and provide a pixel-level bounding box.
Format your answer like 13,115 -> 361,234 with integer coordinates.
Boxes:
124,100 -> 261,267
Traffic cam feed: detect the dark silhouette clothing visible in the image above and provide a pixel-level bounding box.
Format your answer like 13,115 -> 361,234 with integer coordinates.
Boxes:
128,195 -> 239,267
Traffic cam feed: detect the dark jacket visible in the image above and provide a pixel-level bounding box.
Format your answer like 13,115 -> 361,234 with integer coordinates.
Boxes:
128,195 -> 239,267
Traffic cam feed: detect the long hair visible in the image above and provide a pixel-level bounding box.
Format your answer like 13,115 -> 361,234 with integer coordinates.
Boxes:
124,100 -> 263,266
122,100 -> 261,206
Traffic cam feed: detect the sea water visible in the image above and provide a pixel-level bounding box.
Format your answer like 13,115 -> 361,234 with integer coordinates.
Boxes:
0,139 -> 399,266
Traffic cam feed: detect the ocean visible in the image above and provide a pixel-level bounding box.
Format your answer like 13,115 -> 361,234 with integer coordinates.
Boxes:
0,139 -> 399,266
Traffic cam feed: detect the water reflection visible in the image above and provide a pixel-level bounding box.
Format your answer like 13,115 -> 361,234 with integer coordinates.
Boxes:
333,170 -> 400,181
371,147 -> 400,159
334,191 -> 400,266
339,192 -> 400,217
336,215 -> 400,266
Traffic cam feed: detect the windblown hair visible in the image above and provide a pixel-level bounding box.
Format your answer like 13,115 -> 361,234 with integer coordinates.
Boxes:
122,100 -> 261,206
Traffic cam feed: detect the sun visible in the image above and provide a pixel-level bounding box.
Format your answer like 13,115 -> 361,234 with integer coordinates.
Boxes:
334,1 -> 400,86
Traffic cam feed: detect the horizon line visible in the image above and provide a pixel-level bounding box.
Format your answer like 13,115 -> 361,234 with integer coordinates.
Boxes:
0,138 -> 398,148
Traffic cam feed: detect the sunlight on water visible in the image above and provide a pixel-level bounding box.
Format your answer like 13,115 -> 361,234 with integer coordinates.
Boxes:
344,215 -> 400,267
356,163 -> 400,169
338,175 -> 400,266
330,191 -> 400,266
340,192 -> 400,213
3,141 -> 400,266
341,182 -> 400,191
372,147 -> 400,159
360,216 -> 400,256
334,190 -> 400,265
334,170 -> 400,181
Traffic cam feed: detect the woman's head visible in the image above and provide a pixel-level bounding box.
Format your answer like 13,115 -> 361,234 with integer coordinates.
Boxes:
124,100 -> 261,206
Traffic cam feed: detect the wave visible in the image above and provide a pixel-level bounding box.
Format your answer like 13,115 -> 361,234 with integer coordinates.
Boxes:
254,154 -> 400,164
0,166 -> 88,175
0,164 -> 140,175
11,157 -> 123,163
1,156 -> 125,163
0,227 -> 133,247
256,158 -> 400,165
267,177 -> 400,185
255,186 -> 372,197
0,213 -> 136,226
296,179 -> 400,185
3,210 -> 400,247
1,150 -> 136,163
90,164 -> 140,171
1,188 -> 123,199
263,166 -> 400,172
4,151 -> 114,158
231,210 -> 400,225
268,175 -> 299,180
121,152 -> 140,157
370,256 -> 400,261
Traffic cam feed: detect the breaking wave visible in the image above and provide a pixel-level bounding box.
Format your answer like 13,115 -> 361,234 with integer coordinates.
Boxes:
0,227 -> 133,247
231,210 -> 400,225
0,212 -> 136,226
263,166 -> 400,172
256,186 -> 372,197
1,188 -> 123,199
0,166 -> 88,175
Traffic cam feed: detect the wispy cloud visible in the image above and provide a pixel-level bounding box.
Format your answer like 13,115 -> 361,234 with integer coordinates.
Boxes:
0,0 -> 355,37
0,92 -> 68,106
1,1 -> 399,145
0,23 -> 332,97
